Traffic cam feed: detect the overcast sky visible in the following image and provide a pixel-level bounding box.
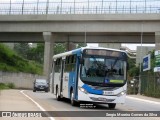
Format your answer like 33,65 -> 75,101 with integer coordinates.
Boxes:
87,43 -> 155,50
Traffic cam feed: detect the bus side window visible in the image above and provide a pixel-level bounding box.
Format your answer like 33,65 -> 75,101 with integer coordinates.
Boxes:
71,55 -> 76,71
55,58 -> 61,73
54,59 -> 58,72
64,56 -> 69,72
64,55 -> 76,72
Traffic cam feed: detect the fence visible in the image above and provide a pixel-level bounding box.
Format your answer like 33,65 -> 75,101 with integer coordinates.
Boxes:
128,72 -> 160,98
140,73 -> 160,98
0,0 -> 160,14
0,71 -> 46,89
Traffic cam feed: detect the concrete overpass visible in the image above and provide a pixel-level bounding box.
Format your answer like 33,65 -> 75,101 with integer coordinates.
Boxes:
0,14 -> 160,77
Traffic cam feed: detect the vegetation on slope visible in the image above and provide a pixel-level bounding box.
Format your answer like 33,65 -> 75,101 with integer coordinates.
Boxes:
0,44 -> 42,74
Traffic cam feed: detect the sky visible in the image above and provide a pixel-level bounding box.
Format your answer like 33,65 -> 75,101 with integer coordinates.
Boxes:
121,44 -> 155,50
87,43 -> 155,50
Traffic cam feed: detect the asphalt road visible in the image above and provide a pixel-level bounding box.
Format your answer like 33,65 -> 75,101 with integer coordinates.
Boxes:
125,96 -> 160,111
23,90 -> 160,120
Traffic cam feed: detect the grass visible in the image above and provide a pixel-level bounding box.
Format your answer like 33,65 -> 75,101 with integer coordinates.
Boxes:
0,83 -> 15,90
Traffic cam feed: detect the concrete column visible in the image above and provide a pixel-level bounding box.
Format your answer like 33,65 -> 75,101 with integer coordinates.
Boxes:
43,32 -> 54,78
155,32 -> 160,50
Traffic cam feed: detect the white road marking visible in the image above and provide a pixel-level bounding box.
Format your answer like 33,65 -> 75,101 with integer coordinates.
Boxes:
126,96 -> 160,105
20,90 -> 55,120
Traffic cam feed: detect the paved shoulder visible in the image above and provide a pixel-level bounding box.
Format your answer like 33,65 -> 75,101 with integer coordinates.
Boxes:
0,89 -> 49,120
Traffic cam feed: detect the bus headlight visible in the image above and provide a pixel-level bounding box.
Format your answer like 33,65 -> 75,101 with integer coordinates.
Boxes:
78,86 -> 88,94
117,91 -> 126,97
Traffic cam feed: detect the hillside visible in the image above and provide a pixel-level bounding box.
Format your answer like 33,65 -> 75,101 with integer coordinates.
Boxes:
0,44 -> 42,74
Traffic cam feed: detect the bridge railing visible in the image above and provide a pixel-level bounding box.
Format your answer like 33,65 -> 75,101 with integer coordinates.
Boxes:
0,0 -> 160,15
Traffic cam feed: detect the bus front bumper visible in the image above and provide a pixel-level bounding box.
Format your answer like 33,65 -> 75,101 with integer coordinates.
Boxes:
78,90 -> 126,104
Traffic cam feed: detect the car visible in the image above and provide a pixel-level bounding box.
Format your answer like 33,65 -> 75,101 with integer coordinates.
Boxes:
33,79 -> 49,92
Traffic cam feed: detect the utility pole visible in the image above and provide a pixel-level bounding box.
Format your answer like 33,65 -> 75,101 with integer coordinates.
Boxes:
138,22 -> 144,94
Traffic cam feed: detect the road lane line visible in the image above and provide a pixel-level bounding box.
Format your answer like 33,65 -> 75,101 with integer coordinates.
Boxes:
126,96 -> 160,105
20,90 -> 55,120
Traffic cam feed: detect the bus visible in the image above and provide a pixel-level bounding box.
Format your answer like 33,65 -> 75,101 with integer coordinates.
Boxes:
50,47 -> 128,109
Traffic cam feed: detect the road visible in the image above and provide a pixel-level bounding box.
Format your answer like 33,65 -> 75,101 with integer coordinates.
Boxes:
23,90 -> 160,120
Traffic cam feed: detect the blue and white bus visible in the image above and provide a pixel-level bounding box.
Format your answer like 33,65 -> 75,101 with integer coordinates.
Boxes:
50,47 -> 128,108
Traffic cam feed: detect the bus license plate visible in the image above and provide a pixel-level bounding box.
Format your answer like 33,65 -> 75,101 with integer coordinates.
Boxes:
103,91 -> 114,95
98,97 -> 107,101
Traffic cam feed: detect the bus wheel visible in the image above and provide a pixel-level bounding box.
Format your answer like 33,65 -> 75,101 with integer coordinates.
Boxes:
56,88 -> 61,101
70,91 -> 76,106
108,103 -> 116,109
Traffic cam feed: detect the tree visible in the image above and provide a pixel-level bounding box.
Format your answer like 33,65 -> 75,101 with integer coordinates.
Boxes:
128,58 -> 140,77
76,43 -> 86,48
27,43 -> 44,64
14,42 -> 87,65
14,43 -> 30,59
54,43 -> 66,54
27,43 -> 67,63
128,66 -> 139,77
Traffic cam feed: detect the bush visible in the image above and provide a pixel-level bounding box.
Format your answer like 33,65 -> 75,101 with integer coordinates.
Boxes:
0,83 -> 9,90
0,83 -> 15,90
0,44 -> 43,75
7,83 -> 15,89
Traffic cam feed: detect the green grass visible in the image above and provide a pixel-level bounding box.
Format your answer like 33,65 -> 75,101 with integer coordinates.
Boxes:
0,83 -> 15,90
7,83 -> 15,89
0,44 -> 42,75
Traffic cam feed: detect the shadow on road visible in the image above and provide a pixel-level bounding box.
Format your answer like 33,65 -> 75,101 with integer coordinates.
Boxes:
30,90 -> 120,111
51,97 -> 118,110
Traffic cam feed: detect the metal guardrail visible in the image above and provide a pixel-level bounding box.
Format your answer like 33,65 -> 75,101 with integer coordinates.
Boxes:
0,0 -> 160,15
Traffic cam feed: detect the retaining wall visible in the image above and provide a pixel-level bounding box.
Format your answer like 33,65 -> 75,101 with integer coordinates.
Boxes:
0,71 -> 46,89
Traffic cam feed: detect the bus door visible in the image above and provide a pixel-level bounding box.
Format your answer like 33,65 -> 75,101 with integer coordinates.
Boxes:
62,58 -> 69,98
60,58 -> 65,97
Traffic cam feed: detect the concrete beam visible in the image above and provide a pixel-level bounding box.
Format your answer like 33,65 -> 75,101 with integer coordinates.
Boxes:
0,21 -> 160,32
0,32 -> 155,43
68,35 -> 155,43
0,14 -> 160,33
0,14 -> 160,21
0,32 -> 43,42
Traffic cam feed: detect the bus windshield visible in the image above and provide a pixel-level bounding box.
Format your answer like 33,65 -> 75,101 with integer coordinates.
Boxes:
80,56 -> 127,86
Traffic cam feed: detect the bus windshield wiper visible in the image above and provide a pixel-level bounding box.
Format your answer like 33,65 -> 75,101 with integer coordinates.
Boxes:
111,58 -> 118,70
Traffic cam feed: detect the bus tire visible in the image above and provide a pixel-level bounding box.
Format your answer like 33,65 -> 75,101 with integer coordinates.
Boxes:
70,90 -> 76,106
56,87 -> 61,101
108,103 -> 116,109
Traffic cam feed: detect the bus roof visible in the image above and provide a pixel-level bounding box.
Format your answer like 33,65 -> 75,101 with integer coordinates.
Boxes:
52,46 -> 127,60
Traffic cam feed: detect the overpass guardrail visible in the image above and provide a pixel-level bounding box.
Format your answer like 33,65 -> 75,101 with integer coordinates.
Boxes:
0,0 -> 160,15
